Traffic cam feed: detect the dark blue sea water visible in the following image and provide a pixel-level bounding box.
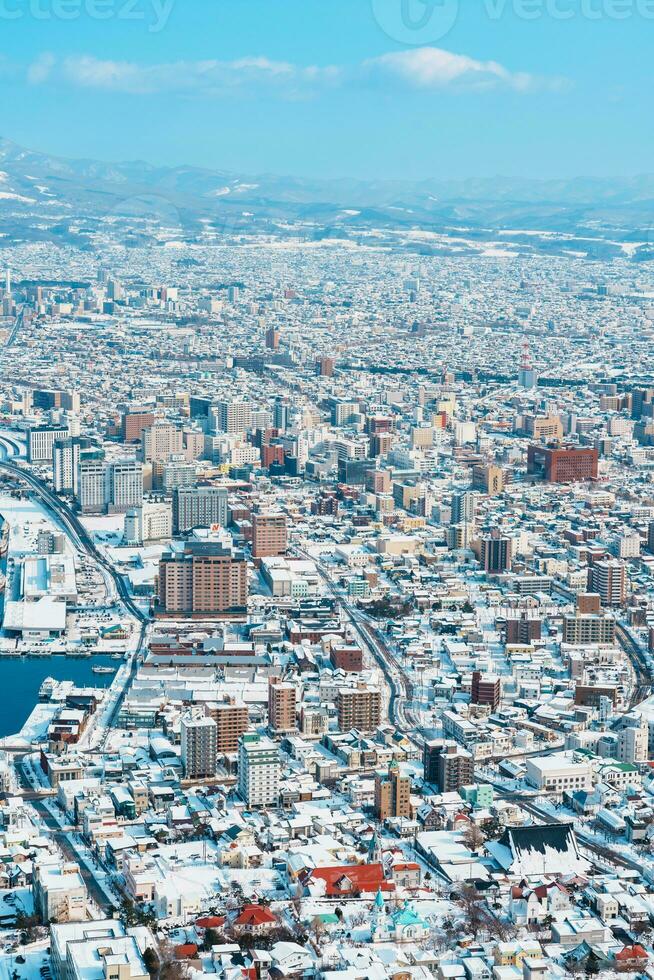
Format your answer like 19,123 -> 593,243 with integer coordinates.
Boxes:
0,655 -> 118,737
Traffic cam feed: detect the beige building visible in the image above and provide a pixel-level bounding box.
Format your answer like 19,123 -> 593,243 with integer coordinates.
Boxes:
33,862 -> 87,922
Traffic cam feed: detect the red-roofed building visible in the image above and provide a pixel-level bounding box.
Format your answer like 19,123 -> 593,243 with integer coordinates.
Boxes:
615,945 -> 648,964
174,944 -> 199,960
392,861 -> 421,890
308,863 -> 394,898
233,904 -> 277,934
196,916 -> 226,930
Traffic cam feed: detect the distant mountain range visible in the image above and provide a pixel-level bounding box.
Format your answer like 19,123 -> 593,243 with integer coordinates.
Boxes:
1,137 -> 654,258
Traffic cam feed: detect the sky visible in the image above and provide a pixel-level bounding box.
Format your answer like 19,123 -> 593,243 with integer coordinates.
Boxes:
2,0 -> 653,180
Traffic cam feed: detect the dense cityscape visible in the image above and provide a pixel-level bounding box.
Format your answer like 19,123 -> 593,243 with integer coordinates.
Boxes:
0,209 -> 651,980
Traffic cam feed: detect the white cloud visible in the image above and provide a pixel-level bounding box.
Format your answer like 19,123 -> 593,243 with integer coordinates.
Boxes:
26,47 -> 563,97
29,54 -> 341,97
363,48 -> 550,91
27,52 -> 56,85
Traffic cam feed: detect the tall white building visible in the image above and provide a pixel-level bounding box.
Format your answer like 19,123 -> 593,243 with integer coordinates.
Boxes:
77,459 -> 106,514
237,733 -> 279,807
213,400 -> 252,435
173,486 -> 228,533
53,438 -> 81,496
181,712 -> 217,779
28,425 -> 69,463
106,459 -> 143,515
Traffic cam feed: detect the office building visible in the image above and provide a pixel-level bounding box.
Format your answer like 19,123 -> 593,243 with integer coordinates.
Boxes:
273,398 -> 289,431
374,761 -> 412,820
181,711 -> 217,779
158,540 -> 247,615
121,410 -> 155,443
237,733 -> 280,807
28,425 -> 69,463
77,458 -> 106,514
472,463 -> 505,496
336,683 -> 382,733
268,677 -> 296,733
105,459 -> 143,514
528,445 -> 599,483
123,502 -> 172,544
173,485 -> 229,533
422,740 -> 474,793
252,512 -> 287,559
142,423 -> 183,463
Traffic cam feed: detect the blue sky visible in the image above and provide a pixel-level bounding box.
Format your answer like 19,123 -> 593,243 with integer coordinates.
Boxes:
3,0 -> 652,179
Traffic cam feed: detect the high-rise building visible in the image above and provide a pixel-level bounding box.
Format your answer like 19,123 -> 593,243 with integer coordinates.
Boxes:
77,457 -> 106,514
27,425 -> 69,463
105,459 -> 143,515
53,437 -> 82,495
590,559 -> 627,607
265,326 -> 280,350
316,356 -> 334,377
472,464 -> 505,496
172,486 -> 229,533
504,614 -> 542,644
158,540 -> 247,615
121,410 -> 155,443
237,733 -> 280,807
273,399 -> 289,431
451,491 -> 477,525
374,761 -> 412,820
336,684 -> 382,733
268,677 -> 297,733
423,739 -> 474,792
206,700 -> 249,755
181,711 -> 217,779
213,400 -> 252,435
252,512 -> 287,559
470,670 -> 501,711
480,532 -> 512,573
141,423 -> 183,463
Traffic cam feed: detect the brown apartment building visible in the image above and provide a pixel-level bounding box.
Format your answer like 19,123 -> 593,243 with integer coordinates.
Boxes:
336,683 -> 382,733
374,762 -> 412,820
252,512 -> 287,559
121,410 -> 155,443
158,541 -> 247,615
268,677 -> 297,733
205,699 -> 249,755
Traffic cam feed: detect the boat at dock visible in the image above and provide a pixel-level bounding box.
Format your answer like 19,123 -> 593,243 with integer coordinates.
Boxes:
91,665 -> 116,675
38,677 -> 56,701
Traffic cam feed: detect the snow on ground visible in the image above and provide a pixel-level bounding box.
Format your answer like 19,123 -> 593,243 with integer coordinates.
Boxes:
6,704 -> 58,745
0,945 -> 49,980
